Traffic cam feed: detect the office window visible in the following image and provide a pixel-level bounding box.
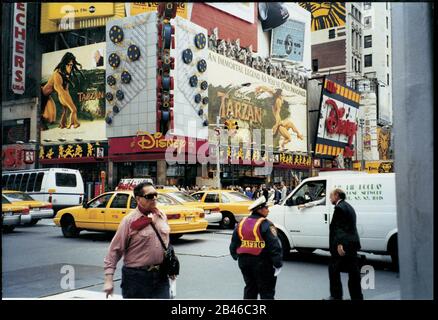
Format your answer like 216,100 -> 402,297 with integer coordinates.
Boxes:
351,30 -> 355,48
312,59 -> 319,72
364,35 -> 372,48
364,2 -> 372,10
354,59 -> 357,73
365,54 -> 372,67
386,17 -> 389,29
359,35 -> 362,48
364,16 -> 372,29
386,2 -> 389,10
387,73 -> 390,85
387,36 -> 389,48
358,60 -> 361,73
328,29 -> 336,39
387,55 -> 390,67
358,12 -> 362,22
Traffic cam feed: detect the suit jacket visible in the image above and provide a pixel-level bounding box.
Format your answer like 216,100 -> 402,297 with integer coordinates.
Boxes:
329,200 -> 361,256
273,190 -> 282,204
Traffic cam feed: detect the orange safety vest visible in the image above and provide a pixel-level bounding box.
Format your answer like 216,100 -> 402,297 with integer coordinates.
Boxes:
236,217 -> 266,256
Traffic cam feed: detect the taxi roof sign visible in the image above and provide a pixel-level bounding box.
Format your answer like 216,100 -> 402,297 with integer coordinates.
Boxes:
115,178 -> 154,191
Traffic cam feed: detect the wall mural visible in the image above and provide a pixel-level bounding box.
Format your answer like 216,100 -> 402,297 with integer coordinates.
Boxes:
299,2 -> 346,32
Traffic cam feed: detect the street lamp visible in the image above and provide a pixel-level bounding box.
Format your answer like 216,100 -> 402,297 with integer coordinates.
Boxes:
359,118 -> 365,167
209,83 -> 250,189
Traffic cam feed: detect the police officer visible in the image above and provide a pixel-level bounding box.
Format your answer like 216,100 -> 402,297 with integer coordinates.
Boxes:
230,197 -> 283,299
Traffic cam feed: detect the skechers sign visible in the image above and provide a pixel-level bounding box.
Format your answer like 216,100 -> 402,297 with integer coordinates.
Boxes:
11,3 -> 27,94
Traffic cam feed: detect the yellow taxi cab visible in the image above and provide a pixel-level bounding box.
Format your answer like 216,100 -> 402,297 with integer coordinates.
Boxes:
157,188 -> 222,225
2,190 -> 54,225
190,190 -> 254,229
2,194 -> 31,232
53,190 -> 208,241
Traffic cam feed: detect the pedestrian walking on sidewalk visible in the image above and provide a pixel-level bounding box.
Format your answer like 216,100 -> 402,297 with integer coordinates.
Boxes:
103,182 -> 175,299
230,197 -> 283,299
325,188 -> 363,300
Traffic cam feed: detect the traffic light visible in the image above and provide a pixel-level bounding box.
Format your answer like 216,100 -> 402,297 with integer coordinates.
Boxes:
224,120 -> 239,130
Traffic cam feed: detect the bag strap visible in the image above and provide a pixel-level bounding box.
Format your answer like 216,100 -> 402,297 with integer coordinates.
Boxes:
150,222 -> 168,251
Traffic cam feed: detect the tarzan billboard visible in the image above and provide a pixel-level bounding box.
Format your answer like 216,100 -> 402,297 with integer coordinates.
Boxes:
208,51 -> 307,153
40,43 -> 106,143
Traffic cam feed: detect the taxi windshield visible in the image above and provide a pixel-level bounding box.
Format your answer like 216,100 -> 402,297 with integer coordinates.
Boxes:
224,192 -> 251,202
168,192 -> 197,203
2,195 -> 11,204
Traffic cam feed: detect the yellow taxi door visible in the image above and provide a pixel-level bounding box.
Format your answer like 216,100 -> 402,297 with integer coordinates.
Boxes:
105,193 -> 130,231
84,193 -> 114,230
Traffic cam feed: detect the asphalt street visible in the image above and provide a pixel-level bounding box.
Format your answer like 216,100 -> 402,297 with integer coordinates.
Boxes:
2,220 -> 400,300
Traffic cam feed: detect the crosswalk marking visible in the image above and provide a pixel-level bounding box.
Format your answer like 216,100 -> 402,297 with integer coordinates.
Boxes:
40,289 -> 123,300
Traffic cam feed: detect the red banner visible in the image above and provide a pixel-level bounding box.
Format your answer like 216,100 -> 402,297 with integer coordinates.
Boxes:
109,132 -> 208,155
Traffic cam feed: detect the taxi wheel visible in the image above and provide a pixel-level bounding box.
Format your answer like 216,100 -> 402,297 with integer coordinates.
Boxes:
220,212 -> 236,229
170,234 -> 183,242
61,215 -> 80,238
28,219 -> 40,226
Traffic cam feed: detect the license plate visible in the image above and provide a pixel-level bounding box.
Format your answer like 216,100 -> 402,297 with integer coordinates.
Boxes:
32,208 -> 40,211
185,217 -> 193,222
4,212 -> 13,216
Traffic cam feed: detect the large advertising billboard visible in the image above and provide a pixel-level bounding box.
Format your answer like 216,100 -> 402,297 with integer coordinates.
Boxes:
299,2 -> 346,32
271,18 -> 305,62
41,43 -> 106,143
315,79 -> 360,159
125,2 -> 188,19
40,3 -> 126,33
208,51 -> 307,153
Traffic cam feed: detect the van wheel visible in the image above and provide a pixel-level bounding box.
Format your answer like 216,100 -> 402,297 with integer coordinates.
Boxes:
220,212 -> 236,229
277,231 -> 291,259
2,225 -> 15,233
296,248 -> 316,255
61,216 -> 80,238
389,235 -> 399,271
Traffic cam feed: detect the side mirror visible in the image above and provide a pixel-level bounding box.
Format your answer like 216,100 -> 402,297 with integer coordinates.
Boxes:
286,197 -> 294,207
83,200 -> 89,208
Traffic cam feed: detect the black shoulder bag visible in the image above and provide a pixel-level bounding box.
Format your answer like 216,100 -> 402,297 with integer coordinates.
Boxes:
150,222 -> 180,277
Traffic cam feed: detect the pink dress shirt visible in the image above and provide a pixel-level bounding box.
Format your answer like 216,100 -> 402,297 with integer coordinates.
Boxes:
104,207 -> 170,275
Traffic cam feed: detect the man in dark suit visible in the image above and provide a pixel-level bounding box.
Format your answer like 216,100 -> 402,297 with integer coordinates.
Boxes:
326,188 -> 363,300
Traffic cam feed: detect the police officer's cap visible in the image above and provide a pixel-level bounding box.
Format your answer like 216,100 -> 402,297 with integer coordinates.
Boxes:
249,197 -> 269,212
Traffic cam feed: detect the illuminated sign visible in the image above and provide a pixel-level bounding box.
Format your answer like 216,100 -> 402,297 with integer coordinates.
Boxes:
12,3 -> 27,94
315,79 -> 360,159
39,142 -> 107,160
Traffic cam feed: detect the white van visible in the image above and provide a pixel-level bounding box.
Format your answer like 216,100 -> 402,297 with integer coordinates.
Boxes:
268,172 -> 398,263
2,168 -> 84,213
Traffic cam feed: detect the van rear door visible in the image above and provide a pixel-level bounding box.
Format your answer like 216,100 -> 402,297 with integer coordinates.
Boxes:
284,179 -> 330,249
52,171 -> 83,206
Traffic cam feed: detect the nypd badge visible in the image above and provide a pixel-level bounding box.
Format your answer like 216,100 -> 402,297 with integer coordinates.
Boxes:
270,225 -> 278,237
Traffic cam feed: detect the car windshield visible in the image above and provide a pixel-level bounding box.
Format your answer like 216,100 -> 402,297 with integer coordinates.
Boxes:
2,195 -> 11,204
3,192 -> 35,202
223,192 -> 251,202
168,192 -> 197,203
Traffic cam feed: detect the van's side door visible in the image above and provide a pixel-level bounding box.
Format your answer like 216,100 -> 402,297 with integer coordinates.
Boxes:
284,180 -> 330,249
52,172 -> 81,207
